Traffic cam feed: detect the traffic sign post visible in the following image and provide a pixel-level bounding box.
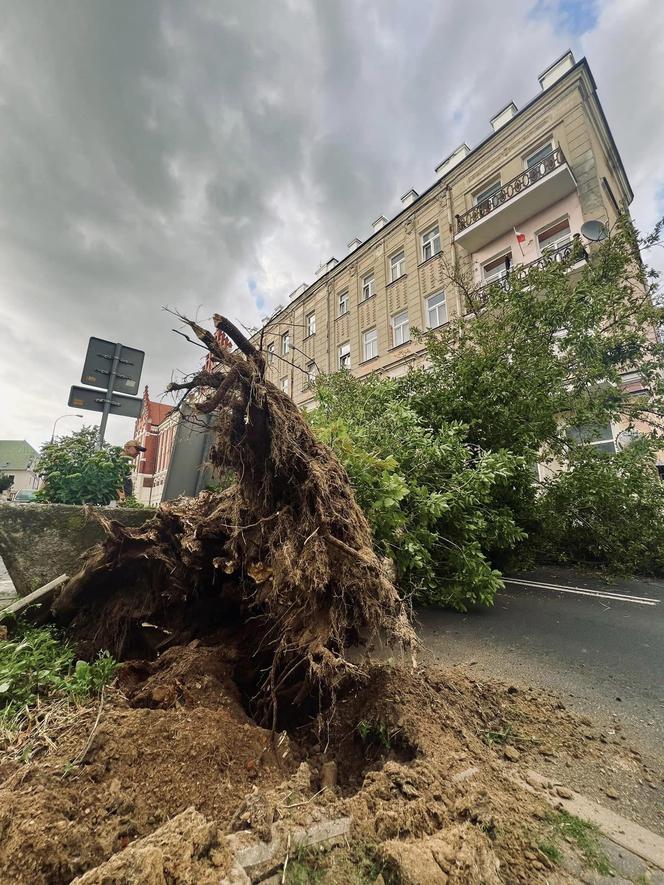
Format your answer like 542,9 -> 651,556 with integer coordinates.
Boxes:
70,337 -> 145,448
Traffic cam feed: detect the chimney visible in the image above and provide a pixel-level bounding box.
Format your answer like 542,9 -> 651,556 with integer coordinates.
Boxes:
314,257 -> 338,278
490,101 -> 518,132
347,237 -> 362,252
538,50 -> 575,91
372,215 -> 388,233
400,189 -> 418,208
288,283 -> 307,300
435,143 -> 470,179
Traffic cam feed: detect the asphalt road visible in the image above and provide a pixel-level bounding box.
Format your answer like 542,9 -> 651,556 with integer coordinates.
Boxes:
417,566 -> 664,755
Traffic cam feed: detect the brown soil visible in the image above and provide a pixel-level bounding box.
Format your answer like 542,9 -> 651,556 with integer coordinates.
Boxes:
1,642 -> 657,884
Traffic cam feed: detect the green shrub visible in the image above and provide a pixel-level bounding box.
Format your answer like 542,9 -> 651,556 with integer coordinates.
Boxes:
310,373 -> 525,610
533,439 -> 664,575
0,624 -> 116,732
36,426 -> 130,505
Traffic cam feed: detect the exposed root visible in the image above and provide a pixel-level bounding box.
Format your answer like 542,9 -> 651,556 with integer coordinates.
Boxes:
52,315 -> 415,725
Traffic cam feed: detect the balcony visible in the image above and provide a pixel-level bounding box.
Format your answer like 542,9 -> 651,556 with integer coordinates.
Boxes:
475,238 -> 588,299
455,148 -> 577,252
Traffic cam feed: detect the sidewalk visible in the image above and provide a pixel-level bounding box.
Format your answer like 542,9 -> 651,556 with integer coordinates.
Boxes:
0,556 -> 17,608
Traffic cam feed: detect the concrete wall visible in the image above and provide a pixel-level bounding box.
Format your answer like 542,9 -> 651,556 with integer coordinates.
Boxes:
0,503 -> 153,597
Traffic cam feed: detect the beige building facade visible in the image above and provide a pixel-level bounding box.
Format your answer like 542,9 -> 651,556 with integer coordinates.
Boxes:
257,52 -> 633,416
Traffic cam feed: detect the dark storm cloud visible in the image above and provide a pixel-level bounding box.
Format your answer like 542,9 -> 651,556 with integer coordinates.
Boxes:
0,0 -> 661,447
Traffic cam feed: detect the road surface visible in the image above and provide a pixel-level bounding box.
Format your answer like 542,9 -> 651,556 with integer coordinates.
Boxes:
417,566 -> 664,755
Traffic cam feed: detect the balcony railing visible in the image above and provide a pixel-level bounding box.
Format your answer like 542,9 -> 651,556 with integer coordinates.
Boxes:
475,238 -> 588,299
456,148 -> 568,234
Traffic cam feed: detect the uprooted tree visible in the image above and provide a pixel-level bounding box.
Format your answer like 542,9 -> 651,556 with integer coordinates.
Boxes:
52,315 -> 414,727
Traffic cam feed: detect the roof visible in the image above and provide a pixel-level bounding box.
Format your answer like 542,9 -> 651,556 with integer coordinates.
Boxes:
0,440 -> 39,471
148,401 -> 172,425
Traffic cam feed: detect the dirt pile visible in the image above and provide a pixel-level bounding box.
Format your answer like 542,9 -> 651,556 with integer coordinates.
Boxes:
2,643 -> 660,882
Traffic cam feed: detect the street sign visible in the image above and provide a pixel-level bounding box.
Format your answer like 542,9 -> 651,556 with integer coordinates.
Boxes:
81,337 -> 144,396
68,385 -> 143,420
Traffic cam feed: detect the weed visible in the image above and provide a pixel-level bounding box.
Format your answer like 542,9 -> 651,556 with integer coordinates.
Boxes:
0,624 -> 116,733
546,810 -> 612,875
482,725 -> 513,746
357,719 -> 392,750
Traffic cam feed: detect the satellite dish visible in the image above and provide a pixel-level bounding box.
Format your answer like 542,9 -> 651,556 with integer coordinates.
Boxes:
581,219 -> 609,242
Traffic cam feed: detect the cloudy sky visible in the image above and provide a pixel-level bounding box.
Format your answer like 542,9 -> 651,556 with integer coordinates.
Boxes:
1,0 -> 663,450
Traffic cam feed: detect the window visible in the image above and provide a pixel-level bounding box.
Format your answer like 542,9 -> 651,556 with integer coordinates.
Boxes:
338,341 -> 351,369
567,423 -> 615,454
267,342 -> 275,365
482,252 -> 511,283
474,179 -> 501,210
306,361 -> 318,384
281,331 -> 290,355
361,272 -> 375,301
338,290 -> 349,316
537,219 -> 571,254
280,376 -> 289,394
426,291 -> 447,329
363,328 -> 378,361
306,311 -> 316,337
391,310 -> 410,347
526,141 -> 554,169
421,225 -> 441,261
390,250 -> 406,282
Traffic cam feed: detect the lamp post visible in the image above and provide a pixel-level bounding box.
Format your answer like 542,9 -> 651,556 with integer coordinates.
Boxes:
50,414 -> 83,443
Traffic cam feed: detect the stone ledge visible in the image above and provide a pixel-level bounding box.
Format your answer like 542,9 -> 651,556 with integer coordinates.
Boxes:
0,503 -> 153,596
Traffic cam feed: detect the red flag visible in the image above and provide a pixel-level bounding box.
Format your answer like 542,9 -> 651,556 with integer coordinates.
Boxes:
514,228 -> 526,245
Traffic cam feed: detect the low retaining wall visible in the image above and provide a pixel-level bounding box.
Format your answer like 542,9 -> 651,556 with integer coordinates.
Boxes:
0,503 -> 153,597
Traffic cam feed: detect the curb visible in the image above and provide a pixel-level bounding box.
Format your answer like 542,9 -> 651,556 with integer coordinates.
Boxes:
523,769 -> 664,872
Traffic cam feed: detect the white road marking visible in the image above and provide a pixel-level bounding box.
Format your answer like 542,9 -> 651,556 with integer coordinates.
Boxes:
503,577 -> 660,606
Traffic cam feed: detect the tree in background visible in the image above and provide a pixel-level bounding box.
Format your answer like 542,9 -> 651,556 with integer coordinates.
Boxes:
309,218 -> 664,608
0,476 -> 13,495
36,427 -> 130,506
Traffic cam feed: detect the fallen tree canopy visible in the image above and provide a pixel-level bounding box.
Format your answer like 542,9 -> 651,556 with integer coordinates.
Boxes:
51,315 -> 414,726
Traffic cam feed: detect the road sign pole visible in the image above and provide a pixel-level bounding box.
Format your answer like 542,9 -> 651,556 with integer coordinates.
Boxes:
97,342 -> 122,449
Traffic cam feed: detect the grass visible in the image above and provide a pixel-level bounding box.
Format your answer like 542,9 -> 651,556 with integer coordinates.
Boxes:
482,725 -> 513,746
0,621 -> 116,736
537,840 -> 563,864
545,810 -> 612,876
284,842 -> 392,885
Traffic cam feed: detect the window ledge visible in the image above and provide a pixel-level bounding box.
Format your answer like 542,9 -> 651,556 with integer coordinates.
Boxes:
418,251 -> 443,268
426,320 -> 450,332
386,273 -> 407,288
303,332 -> 316,340
388,339 -> 412,353
336,312 -> 350,321
359,355 -> 380,366
359,293 -> 377,304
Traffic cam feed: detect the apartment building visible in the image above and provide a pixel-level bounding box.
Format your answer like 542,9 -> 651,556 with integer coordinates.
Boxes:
257,52 -> 632,411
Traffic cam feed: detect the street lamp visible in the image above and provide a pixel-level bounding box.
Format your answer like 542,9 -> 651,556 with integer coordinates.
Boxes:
50,414 -> 84,443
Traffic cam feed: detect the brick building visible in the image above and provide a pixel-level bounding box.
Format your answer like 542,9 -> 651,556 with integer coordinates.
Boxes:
131,387 -> 172,504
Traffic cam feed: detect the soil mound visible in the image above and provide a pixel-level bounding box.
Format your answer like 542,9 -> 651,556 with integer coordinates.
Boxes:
1,644 -> 642,884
